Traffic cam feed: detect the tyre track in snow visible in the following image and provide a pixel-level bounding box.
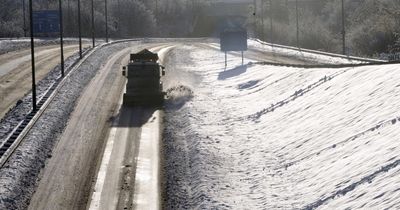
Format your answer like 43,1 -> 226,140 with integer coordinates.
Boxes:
162,44 -> 308,209
302,157 -> 400,210
244,68 -> 351,121
162,43 -> 400,209
282,115 -> 400,170
162,46 -> 226,209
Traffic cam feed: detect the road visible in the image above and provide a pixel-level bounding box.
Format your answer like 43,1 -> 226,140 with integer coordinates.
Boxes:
28,43 -> 170,210
0,44 -> 87,119
26,40 -> 319,210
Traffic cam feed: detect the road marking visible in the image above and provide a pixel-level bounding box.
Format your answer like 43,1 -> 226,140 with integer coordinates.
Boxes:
133,110 -> 161,210
88,45 -> 171,210
88,87 -> 125,210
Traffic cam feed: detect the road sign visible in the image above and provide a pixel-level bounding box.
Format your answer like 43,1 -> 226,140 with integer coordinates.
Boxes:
220,30 -> 248,67
33,10 -> 60,35
220,30 -> 248,52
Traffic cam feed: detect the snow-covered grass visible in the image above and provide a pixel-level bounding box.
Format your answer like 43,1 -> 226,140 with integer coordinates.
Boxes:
248,39 -> 369,65
163,43 -> 400,209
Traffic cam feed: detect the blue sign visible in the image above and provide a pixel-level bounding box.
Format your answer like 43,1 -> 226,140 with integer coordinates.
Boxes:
33,10 -> 60,35
220,30 -> 248,52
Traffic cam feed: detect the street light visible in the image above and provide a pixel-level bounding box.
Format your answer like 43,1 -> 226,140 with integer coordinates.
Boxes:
341,0 -> 346,55
78,0 -> 82,58
59,0 -> 65,77
105,0 -> 108,43
91,0 -> 95,47
155,0 -> 158,24
261,0 -> 265,41
28,0 -> 36,111
253,0 -> 257,37
269,0 -> 273,44
295,0 -> 299,47
22,0 -> 27,37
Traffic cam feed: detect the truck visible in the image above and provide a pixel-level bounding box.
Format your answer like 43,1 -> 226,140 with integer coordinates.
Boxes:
122,49 -> 165,106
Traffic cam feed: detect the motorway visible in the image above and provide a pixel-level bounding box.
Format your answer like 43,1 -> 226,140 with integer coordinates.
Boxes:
27,43 -> 171,210
0,44 -> 87,119
1,40 -> 320,209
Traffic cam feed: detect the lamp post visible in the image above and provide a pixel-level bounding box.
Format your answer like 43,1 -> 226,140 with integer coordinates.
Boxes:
117,0 -> 121,36
253,0 -> 257,37
341,0 -> 346,55
28,0 -> 36,111
155,0 -> 158,23
261,0 -> 265,41
105,0 -> 108,42
78,0 -> 82,58
295,0 -> 299,47
59,0 -> 65,77
269,0 -> 273,44
22,0 -> 27,37
91,0 -> 95,47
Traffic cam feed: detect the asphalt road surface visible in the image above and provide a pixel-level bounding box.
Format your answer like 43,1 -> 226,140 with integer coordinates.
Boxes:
0,44 -> 87,119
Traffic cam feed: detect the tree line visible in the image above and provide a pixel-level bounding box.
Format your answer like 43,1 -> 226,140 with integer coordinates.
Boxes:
255,0 -> 400,57
1,0 -> 400,57
0,0 -> 206,38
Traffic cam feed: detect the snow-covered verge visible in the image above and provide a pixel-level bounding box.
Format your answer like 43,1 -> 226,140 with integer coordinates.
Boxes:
162,44 -> 400,209
0,41 -> 137,209
248,39 -> 371,65
251,39 -> 385,64
205,39 -> 373,66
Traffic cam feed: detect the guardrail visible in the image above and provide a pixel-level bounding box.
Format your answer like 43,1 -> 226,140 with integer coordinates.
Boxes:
252,38 -> 386,63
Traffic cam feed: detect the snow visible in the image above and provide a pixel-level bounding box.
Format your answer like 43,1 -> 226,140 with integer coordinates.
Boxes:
247,39 -> 367,64
162,43 -> 400,209
249,39 -> 384,64
0,38 -> 398,209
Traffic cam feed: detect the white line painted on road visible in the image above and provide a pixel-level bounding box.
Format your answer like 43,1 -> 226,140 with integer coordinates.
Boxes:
133,110 -> 162,210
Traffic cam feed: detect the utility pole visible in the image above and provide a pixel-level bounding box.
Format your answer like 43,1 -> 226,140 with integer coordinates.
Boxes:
22,0 -> 27,37
67,0 -> 70,34
155,0 -> 158,23
105,0 -> 108,42
59,0 -> 65,77
28,0 -> 36,111
117,0 -> 121,36
296,0 -> 300,48
91,0 -> 95,47
253,0 -> 257,38
261,0 -> 264,40
269,0 -> 273,44
341,0 -> 346,55
78,0 -> 82,58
